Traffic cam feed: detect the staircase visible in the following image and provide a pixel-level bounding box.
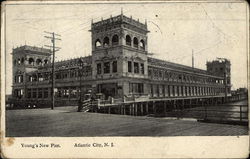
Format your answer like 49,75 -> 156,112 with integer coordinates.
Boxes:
77,99 -> 91,112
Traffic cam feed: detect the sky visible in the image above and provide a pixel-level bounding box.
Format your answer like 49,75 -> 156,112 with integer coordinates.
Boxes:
4,1 -> 248,94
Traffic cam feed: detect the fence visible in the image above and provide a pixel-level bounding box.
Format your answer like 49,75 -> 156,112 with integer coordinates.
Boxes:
169,104 -> 248,124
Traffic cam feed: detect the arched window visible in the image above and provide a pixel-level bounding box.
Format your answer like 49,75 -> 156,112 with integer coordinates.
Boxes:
112,35 -> 119,45
95,39 -> 101,48
44,59 -> 49,65
32,74 -> 37,81
126,35 -> 131,46
133,37 -> 138,48
139,39 -> 145,50
28,58 -> 34,65
103,37 -> 110,47
36,59 -> 42,66
17,58 -> 21,65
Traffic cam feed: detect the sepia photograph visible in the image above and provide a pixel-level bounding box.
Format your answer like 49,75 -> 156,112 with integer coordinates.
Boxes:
1,0 -> 249,158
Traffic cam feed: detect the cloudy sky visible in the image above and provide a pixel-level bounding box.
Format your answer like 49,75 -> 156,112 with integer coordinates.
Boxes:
4,1 -> 248,94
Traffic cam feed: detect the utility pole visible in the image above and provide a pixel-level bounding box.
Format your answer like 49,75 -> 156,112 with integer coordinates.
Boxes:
44,31 -> 61,109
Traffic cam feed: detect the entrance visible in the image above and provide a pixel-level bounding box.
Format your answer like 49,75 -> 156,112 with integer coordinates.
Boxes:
98,83 -> 117,99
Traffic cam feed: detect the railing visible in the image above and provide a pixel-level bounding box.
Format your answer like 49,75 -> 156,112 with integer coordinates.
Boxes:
171,104 -> 248,124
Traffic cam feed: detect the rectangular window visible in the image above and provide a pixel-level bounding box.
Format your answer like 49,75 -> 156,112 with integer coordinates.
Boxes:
44,88 -> 48,98
38,88 -> 43,98
148,69 -> 152,78
134,62 -> 139,73
129,83 -> 144,94
27,89 -> 31,98
32,90 -> 37,98
129,83 -> 133,93
97,63 -> 102,74
70,88 -> 77,98
112,61 -> 117,73
20,75 -> 23,82
138,83 -> 143,93
44,73 -> 49,80
159,71 -> 163,78
63,89 -> 69,98
104,62 -> 110,74
150,84 -> 153,96
140,63 -> 144,74
58,89 -> 62,97
128,61 -> 132,73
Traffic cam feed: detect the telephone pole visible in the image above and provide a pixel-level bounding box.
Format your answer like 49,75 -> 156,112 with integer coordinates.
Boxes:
44,31 -> 61,109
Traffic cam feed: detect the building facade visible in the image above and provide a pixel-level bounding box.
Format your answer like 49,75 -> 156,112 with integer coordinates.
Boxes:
10,14 -> 231,107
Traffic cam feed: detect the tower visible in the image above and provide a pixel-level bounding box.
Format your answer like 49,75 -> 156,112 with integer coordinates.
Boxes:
206,58 -> 231,96
12,45 -> 51,99
90,14 -> 149,98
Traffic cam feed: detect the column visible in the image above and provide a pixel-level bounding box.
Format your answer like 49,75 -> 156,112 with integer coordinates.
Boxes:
164,101 -> 167,115
146,102 -> 149,114
153,101 -> 156,114
129,104 -> 132,115
140,103 -> 143,115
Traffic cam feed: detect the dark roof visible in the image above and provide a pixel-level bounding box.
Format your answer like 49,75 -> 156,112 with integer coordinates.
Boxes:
13,45 -> 51,55
148,57 -> 207,73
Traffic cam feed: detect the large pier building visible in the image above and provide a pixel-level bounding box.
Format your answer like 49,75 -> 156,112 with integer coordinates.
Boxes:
10,13 -> 231,107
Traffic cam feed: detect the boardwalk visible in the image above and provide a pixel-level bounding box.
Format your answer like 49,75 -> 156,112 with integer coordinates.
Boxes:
6,105 -> 248,137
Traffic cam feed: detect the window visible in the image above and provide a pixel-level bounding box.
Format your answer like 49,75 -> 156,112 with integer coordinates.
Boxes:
103,37 -> 110,47
70,88 -> 77,98
134,62 -> 139,73
38,73 -> 43,82
17,75 -> 22,83
112,35 -> 119,45
44,73 -> 49,80
126,35 -> 131,46
104,62 -> 110,74
32,90 -> 37,98
17,58 -> 21,65
27,89 -> 31,98
36,59 -> 42,66
148,69 -> 152,77
112,61 -> 117,73
38,88 -> 43,98
63,89 -> 69,98
44,88 -> 48,98
97,63 -> 102,74
133,37 -> 138,48
28,58 -> 34,65
159,71 -> 163,78
44,59 -> 49,64
139,40 -> 145,50
129,83 -> 144,94
140,63 -> 144,74
128,61 -> 132,73
56,73 -> 61,79
95,39 -> 101,48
